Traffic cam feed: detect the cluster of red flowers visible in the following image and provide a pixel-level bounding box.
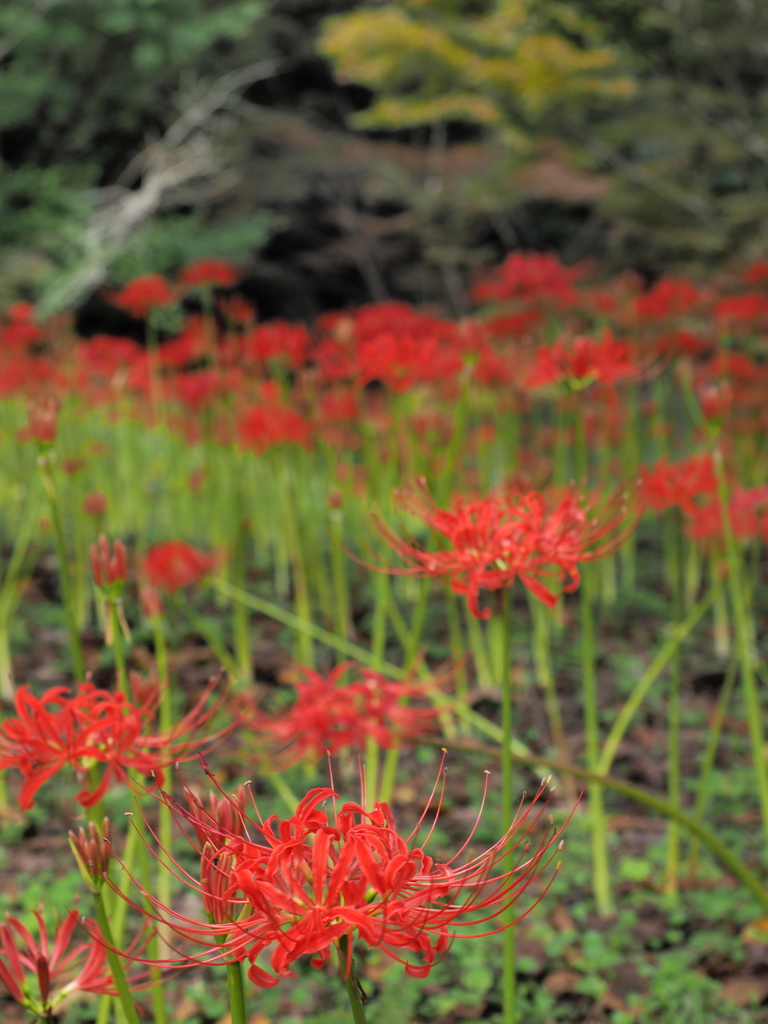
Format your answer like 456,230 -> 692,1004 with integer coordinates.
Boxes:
373,479 -> 634,617
5,251 -> 768,465
0,677 -> 228,809
240,661 -> 446,768
100,759 -> 568,988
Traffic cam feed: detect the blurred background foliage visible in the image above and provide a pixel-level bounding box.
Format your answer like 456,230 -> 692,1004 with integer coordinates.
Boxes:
1,0 -> 768,317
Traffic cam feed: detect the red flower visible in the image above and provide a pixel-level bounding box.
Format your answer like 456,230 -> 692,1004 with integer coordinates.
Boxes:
240,661 -> 446,768
82,490 -> 109,518
0,907 -> 112,1015
95,758 -> 570,987
89,534 -> 127,590
237,404 -> 313,455
472,251 -> 585,307
242,322 -> 310,370
17,396 -> 59,445
1,302 -> 44,349
744,259 -> 768,285
524,331 -> 639,391
142,541 -> 216,594
638,454 -> 717,516
178,259 -> 240,288
372,480 -> 633,617
634,277 -> 700,321
686,486 -> 768,545
109,275 -> 176,319
0,678 -> 228,809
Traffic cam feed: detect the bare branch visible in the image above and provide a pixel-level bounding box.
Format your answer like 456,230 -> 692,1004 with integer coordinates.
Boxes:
38,58 -> 282,314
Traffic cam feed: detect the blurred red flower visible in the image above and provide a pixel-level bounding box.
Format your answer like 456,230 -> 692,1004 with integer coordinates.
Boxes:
142,541 -> 217,593
472,251 -> 584,307
178,258 -> 240,288
524,331 -> 639,390
638,454 -> 717,516
240,661 -> 447,768
109,275 -> 176,319
237,404 -> 313,454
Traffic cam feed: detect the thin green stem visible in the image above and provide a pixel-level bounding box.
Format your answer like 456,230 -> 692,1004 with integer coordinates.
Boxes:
404,578 -> 430,666
529,597 -> 573,800
338,937 -> 369,1024
92,889 -> 142,1024
712,440 -> 768,847
226,960 -> 248,1024
40,458 -> 84,679
488,589 -> 515,1024
597,586 -> 718,775
687,658 -> 737,879
664,511 -> 683,897
267,771 -> 299,813
418,735 -> 768,916
581,563 -> 612,916
172,596 -> 240,680
329,507 -> 351,639
110,602 -> 129,697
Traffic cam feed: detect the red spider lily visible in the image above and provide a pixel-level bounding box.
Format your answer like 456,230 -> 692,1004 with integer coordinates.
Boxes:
237,403 -> 313,455
18,396 -> 59,445
0,907 -> 113,1015
91,757 -> 571,988
241,321 -> 310,370
744,259 -> 768,285
524,331 -> 640,391
634,277 -> 701,321
89,535 -> 127,591
0,677 -> 229,810
178,258 -> 240,289
638,454 -> 717,516
142,541 -> 217,594
471,251 -> 585,307
686,486 -> 768,546
82,490 -> 108,518
238,661 -> 447,769
1,302 -> 44,349
108,275 -> 176,319
372,479 -> 634,617
713,293 -> 768,326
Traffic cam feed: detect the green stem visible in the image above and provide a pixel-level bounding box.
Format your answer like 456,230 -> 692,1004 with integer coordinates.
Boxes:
488,589 -> 515,1024
110,602 -> 129,697
232,529 -> 253,685
581,563 -> 612,916
712,440 -> 768,847
267,771 -> 299,813
92,889 -> 142,1024
226,960 -> 248,1024
40,458 -> 84,678
465,601 -> 494,687
663,510 -> 683,897
529,597 -> 573,799
338,937 -> 368,1024
597,585 -> 717,775
446,591 -> 469,717
404,578 -> 430,666
172,596 -> 240,680
329,507 -> 351,639
686,658 -> 737,879
111,822 -> 139,948
419,736 -> 768,916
